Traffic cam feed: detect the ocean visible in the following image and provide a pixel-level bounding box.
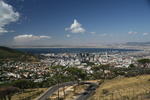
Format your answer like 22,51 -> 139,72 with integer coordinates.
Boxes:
15,48 -> 141,54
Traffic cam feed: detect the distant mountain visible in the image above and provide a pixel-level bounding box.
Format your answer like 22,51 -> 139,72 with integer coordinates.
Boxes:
125,42 -> 150,46
0,46 -> 38,61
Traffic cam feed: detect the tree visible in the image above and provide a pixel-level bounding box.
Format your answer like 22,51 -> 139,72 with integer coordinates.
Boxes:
66,67 -> 87,93
137,59 -> 150,68
129,64 -> 136,68
91,64 -> 111,79
12,80 -> 35,90
0,86 -> 20,100
66,67 -> 87,82
50,66 -> 67,99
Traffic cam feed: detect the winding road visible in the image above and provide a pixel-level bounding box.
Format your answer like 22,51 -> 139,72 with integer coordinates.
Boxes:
76,82 -> 98,100
35,81 -> 98,100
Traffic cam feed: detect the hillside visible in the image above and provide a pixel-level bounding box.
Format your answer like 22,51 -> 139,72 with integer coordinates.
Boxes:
90,75 -> 150,100
0,46 -> 38,62
125,41 -> 150,46
0,46 -> 24,57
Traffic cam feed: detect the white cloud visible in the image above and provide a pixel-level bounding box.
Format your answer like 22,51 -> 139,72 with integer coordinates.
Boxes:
128,31 -> 137,35
66,34 -> 71,38
99,33 -> 107,36
0,0 -> 20,34
143,32 -> 149,36
65,19 -> 86,33
14,34 -> 51,42
90,32 -> 96,34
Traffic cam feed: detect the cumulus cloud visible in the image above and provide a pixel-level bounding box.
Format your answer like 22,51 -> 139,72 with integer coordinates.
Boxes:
128,31 -> 137,35
0,0 -> 20,34
65,19 -> 86,33
90,32 -> 96,34
66,34 -> 71,38
14,34 -> 51,42
99,33 -> 107,36
143,32 -> 149,36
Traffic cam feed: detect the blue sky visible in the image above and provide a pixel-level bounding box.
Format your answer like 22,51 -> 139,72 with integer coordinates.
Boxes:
0,0 -> 150,46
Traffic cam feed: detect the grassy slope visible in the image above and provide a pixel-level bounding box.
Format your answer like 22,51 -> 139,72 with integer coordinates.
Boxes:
0,46 -> 24,57
12,88 -> 47,100
49,84 -> 89,100
0,46 -> 38,62
90,75 -> 150,100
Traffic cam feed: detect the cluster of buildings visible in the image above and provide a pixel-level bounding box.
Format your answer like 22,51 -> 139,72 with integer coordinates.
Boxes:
0,61 -> 50,82
41,52 -> 136,68
0,52 -> 136,83
40,52 -> 136,74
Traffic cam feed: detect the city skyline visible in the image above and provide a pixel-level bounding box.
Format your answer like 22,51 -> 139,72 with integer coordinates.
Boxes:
1,0 -> 150,46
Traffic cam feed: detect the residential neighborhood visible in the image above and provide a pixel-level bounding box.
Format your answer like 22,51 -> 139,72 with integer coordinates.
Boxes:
0,52 -> 138,83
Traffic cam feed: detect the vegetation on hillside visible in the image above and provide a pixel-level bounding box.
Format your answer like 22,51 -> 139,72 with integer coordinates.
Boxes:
11,88 -> 46,100
0,55 -> 150,100
0,46 -> 38,62
90,75 -> 150,100
0,86 -> 20,100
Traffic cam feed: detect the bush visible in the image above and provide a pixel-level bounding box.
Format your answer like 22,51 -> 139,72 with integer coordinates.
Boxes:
102,89 -> 109,95
12,80 -> 36,89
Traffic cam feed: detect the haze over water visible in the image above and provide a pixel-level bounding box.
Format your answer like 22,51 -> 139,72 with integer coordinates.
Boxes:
16,48 -> 140,54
